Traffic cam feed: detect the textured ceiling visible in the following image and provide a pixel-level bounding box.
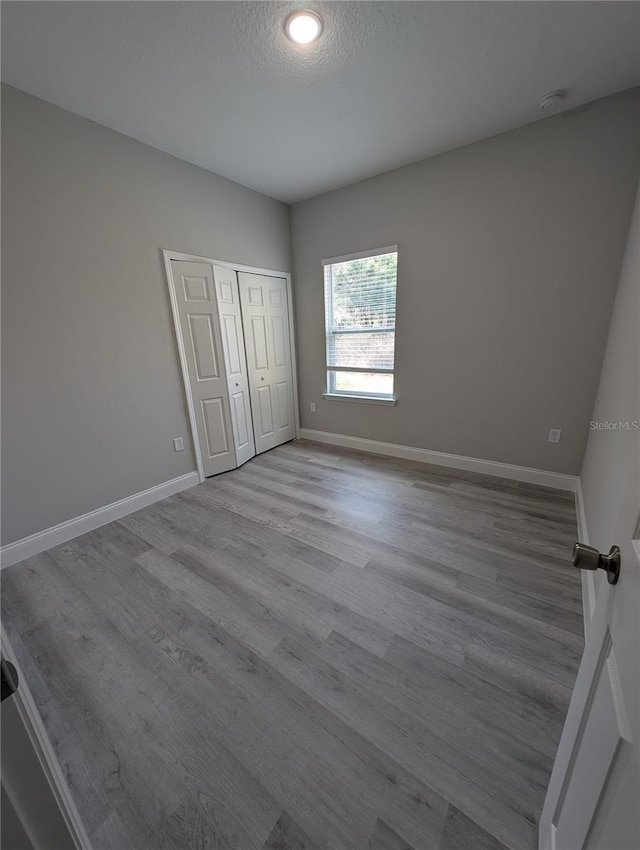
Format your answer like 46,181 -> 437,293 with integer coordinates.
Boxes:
2,1 -> 639,203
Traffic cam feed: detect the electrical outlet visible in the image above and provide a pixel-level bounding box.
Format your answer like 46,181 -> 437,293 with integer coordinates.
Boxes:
548,428 -> 562,444
173,437 -> 184,452
310,402 -> 316,412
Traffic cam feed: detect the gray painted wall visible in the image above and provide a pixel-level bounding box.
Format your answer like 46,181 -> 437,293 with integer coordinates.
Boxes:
291,87 -> 640,475
3,84 -> 639,545
581,177 -> 639,585
581,180 -> 639,570
1,85 -> 290,545
580,182 -> 639,850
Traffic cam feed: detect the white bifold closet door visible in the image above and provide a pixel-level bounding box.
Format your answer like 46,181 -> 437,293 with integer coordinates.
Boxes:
170,260 -> 295,478
170,260 -> 237,477
212,265 -> 255,467
238,272 -> 296,455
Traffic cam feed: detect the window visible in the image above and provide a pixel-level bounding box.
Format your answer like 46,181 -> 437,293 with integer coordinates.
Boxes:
323,246 -> 398,402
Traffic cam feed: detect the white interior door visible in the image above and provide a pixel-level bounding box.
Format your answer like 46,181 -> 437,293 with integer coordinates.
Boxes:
212,265 -> 255,467
539,521 -> 639,850
238,272 -> 296,454
170,260 -> 236,478
2,629 -> 91,850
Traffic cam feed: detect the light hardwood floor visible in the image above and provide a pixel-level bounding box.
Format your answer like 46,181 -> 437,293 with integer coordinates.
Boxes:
1,440 -> 583,850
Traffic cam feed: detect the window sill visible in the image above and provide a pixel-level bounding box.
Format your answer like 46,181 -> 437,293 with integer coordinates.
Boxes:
322,393 -> 397,407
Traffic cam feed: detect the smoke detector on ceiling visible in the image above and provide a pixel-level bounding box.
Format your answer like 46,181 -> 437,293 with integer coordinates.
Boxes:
539,90 -> 567,111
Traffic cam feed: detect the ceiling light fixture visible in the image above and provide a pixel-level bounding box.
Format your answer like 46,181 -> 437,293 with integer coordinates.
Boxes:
285,10 -> 323,44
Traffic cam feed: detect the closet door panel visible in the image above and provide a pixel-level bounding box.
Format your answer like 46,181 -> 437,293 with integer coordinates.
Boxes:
170,261 -> 236,477
249,317 -> 269,371
238,273 -> 295,454
213,266 -> 256,467
255,385 -> 275,439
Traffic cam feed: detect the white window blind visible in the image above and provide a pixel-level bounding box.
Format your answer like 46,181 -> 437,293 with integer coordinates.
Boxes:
323,247 -> 398,398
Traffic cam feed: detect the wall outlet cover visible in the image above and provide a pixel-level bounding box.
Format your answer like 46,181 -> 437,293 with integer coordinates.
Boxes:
548,428 -> 562,444
173,437 -> 184,452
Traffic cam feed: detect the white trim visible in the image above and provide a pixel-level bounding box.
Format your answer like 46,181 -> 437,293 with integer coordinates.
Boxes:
582,569 -> 597,633
162,249 -> 300,482
322,393 -> 397,407
2,628 -> 94,849
575,478 -> 589,544
298,428 -> 579,491
164,249 -> 290,280
0,472 -> 199,570
325,364 -> 393,373
575,477 -> 596,633
284,267 -> 302,439
322,245 -> 398,265
162,251 -> 208,484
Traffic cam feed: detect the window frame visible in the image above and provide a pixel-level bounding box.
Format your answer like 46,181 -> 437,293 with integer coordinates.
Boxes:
322,245 -> 398,404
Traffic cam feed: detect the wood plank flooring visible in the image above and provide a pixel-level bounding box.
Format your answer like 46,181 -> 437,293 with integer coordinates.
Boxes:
1,440 -> 583,850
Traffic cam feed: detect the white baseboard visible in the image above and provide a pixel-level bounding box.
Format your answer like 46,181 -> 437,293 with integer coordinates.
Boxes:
0,472 -> 200,570
575,477 -> 596,631
299,428 -> 579,492
575,477 -> 590,545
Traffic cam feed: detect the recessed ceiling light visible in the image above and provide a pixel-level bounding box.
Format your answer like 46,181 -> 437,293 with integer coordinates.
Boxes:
285,10 -> 323,44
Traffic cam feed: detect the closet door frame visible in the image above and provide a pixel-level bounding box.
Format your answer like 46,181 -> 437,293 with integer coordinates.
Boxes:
162,249 -> 300,483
